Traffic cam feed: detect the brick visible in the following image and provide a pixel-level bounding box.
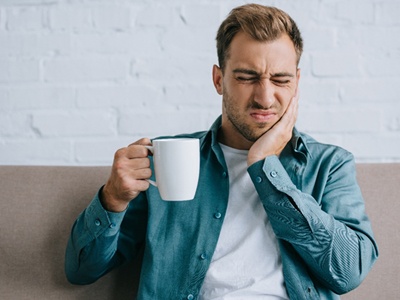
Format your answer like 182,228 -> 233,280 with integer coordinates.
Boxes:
1,0 -> 57,4
180,4 -> 220,28
340,78 -> 400,103
74,33 -> 132,55
48,6 -> 92,31
297,106 -> 380,133
364,52 -> 400,77
43,58 -> 128,82
0,89 -> 8,108
0,59 -> 39,82
302,28 -> 335,52
118,110 -> 208,137
0,8 -> 5,31
32,110 -> 117,137
161,26 -> 215,55
0,33 -> 71,57
0,0 -> 398,165
131,54 -> 214,85
164,84 -> 220,107
311,53 -> 361,77
0,140 -> 71,165
77,85 -> 160,108
91,6 -> 131,31
135,5 -> 174,27
299,79 -> 340,104
316,2 -> 343,25
335,1 -> 375,24
268,0 -> 320,26
74,137 -> 133,165
131,57 -> 183,84
0,112 -> 32,137
342,133 -> 400,161
6,87 -> 75,110
377,2 -> 400,25
382,104 -> 400,132
340,27 -> 400,53
73,31 -> 162,56
6,7 -> 44,31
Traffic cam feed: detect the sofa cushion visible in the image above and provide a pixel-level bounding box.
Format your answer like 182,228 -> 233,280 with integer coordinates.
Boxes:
0,164 -> 399,299
0,166 -> 139,299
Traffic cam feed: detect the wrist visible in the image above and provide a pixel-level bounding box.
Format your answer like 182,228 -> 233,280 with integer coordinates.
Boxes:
100,186 -> 128,213
247,152 -> 275,167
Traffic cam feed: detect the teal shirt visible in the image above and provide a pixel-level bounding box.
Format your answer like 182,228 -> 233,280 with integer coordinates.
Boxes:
65,116 -> 378,300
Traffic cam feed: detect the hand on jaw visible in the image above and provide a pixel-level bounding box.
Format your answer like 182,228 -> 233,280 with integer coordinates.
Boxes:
247,90 -> 299,166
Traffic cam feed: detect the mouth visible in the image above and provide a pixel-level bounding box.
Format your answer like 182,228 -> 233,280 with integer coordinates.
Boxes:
249,110 -> 277,123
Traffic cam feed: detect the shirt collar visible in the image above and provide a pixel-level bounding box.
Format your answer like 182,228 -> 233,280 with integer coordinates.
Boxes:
291,127 -> 312,159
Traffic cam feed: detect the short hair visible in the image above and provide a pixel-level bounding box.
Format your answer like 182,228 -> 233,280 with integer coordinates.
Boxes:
216,4 -> 303,71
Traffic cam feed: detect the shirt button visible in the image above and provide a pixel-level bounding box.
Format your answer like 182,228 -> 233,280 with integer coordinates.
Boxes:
214,212 -> 222,219
187,294 -> 194,300
256,176 -> 262,183
94,219 -> 101,226
109,223 -> 116,229
222,171 -> 227,177
200,253 -> 206,260
270,171 -> 278,178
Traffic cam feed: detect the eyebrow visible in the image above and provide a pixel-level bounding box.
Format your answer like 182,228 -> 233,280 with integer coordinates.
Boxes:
232,68 -> 295,77
271,72 -> 295,78
232,68 -> 260,76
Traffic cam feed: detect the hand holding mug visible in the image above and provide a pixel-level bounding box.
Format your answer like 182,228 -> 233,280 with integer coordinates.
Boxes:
101,138 -> 153,212
101,137 -> 200,211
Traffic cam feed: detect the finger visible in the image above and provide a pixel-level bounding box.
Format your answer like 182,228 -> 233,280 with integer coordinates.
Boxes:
125,144 -> 151,159
128,138 -> 152,147
132,167 -> 152,180
129,157 -> 150,169
286,94 -> 299,122
133,179 -> 150,192
278,96 -> 296,125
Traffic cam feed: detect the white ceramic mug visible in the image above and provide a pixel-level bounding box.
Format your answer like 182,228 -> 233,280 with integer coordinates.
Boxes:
145,138 -> 200,201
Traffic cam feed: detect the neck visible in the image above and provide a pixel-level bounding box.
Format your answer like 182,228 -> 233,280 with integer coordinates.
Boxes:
217,127 -> 253,150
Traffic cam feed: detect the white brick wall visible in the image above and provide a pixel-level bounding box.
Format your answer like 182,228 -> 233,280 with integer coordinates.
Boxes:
0,0 -> 399,165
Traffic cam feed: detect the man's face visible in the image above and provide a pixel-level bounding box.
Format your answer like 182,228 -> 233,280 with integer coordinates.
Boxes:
213,31 -> 300,149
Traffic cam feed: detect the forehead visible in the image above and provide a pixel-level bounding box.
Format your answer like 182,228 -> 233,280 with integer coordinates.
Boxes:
226,31 -> 298,73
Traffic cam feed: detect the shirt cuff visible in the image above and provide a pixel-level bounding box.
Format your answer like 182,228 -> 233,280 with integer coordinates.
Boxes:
247,156 -> 299,207
248,155 -> 294,187
84,188 -> 127,238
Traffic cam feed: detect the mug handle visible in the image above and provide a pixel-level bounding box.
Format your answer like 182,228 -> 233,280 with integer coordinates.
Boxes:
144,145 -> 157,187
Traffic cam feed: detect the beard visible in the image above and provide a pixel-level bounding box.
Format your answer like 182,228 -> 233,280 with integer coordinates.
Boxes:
222,90 -> 274,143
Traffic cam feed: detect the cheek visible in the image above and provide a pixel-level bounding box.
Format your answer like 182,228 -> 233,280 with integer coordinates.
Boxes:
228,83 -> 254,102
275,91 -> 293,113
278,85 -> 296,103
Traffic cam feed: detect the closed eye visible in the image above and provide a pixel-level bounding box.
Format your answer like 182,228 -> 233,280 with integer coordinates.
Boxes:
272,79 -> 290,85
237,76 -> 259,82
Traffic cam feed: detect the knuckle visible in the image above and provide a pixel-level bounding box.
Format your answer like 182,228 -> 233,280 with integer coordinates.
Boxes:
114,147 -> 127,159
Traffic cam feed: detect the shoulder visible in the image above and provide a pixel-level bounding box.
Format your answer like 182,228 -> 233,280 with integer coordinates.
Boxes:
296,130 -> 355,165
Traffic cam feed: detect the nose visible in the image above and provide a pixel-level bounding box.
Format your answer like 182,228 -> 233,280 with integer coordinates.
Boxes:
253,80 -> 275,109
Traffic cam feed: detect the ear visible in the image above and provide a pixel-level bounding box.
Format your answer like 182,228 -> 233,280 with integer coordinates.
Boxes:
295,68 -> 301,93
212,64 -> 223,95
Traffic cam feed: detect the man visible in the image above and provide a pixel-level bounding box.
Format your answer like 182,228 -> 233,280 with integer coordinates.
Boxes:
65,4 -> 378,299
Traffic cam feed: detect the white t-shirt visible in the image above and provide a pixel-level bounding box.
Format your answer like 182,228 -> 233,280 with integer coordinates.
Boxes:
199,144 -> 288,299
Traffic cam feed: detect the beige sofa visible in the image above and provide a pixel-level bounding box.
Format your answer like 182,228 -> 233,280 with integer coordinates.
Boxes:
0,164 -> 398,299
